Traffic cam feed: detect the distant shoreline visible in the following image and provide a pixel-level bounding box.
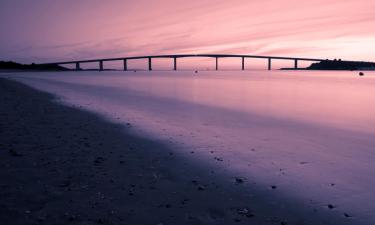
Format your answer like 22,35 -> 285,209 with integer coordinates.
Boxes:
2,60 -> 375,72
282,60 -> 375,71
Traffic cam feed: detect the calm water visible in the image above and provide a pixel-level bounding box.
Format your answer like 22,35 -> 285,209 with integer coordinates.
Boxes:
8,70 -> 375,133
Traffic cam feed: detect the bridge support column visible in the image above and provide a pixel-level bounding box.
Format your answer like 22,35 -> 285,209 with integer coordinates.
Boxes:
75,62 -> 81,71
294,59 -> 298,69
173,57 -> 177,70
268,58 -> 271,70
123,59 -> 127,71
99,61 -> 103,71
215,57 -> 218,70
148,57 -> 152,71
242,57 -> 245,70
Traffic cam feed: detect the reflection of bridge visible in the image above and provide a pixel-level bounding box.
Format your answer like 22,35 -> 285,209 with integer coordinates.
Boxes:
40,54 -> 329,71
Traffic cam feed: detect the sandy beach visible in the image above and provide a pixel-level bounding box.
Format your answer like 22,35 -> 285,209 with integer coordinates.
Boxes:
1,74 -> 365,225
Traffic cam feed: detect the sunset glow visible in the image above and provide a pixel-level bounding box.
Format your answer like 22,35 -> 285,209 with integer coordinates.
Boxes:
1,0 -> 374,64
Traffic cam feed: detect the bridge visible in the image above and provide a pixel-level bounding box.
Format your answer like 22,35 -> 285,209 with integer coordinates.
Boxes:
40,54 -> 330,71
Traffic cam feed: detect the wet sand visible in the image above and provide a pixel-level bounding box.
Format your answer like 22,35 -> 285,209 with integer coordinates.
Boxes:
0,77 -> 355,225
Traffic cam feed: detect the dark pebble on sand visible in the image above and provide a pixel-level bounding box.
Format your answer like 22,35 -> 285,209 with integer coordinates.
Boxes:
181,199 -> 189,205
344,213 -> 352,217
94,157 -> 105,164
68,215 -> 76,221
237,208 -> 254,218
359,72 -> 364,76
59,180 -> 71,187
8,149 -> 22,157
235,177 -> 244,184
271,185 -> 277,189
197,185 -> 205,191
214,157 -> 223,162
327,204 -> 335,209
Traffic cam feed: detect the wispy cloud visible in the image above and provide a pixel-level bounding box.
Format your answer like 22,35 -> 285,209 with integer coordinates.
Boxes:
1,0 -> 374,63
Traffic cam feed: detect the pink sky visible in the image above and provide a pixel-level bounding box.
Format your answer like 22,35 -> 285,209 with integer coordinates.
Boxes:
0,0 -> 374,64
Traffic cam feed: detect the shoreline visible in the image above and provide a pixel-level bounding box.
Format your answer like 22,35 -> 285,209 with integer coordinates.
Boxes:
0,77 -> 358,225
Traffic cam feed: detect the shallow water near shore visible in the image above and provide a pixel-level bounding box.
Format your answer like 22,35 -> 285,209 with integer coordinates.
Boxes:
2,70 -> 375,224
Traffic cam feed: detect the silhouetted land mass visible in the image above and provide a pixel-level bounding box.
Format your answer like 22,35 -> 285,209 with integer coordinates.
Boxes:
0,61 -> 69,71
308,60 -> 375,70
282,60 -> 375,70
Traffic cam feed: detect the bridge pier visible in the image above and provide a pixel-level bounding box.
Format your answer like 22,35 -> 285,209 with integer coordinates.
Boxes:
215,57 -> 218,70
173,57 -> 177,70
99,61 -> 103,71
242,57 -> 245,70
268,58 -> 271,70
294,59 -> 298,69
75,62 -> 81,71
123,59 -> 127,71
148,57 -> 152,71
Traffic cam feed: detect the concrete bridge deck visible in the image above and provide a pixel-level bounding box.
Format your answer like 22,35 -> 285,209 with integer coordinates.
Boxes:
39,54 -> 336,71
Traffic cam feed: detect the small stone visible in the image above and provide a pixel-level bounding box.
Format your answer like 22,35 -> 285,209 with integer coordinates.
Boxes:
9,149 -> 22,157
237,208 -> 255,218
68,215 -> 76,221
327,204 -> 335,209
235,177 -> 244,184
37,215 -> 46,222
214,157 -> 223,162
344,213 -> 352,218
197,185 -> 205,191
271,185 -> 277,189
359,72 -> 364,76
94,157 -> 105,164
59,180 -> 71,187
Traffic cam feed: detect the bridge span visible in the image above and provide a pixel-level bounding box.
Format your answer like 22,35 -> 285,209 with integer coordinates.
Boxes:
40,54 -> 330,71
